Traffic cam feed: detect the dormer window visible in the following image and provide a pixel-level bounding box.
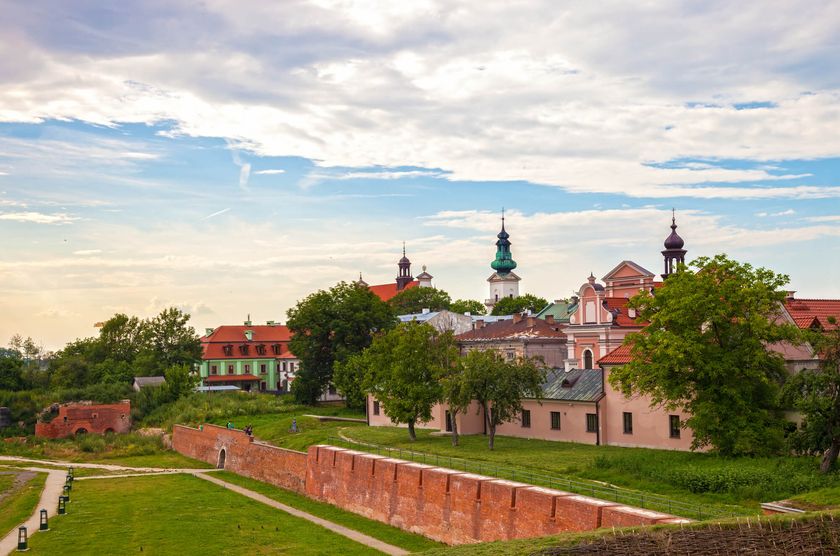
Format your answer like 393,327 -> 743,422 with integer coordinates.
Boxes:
222,344 -> 233,356
239,344 -> 249,356
272,344 -> 281,355
256,344 -> 266,356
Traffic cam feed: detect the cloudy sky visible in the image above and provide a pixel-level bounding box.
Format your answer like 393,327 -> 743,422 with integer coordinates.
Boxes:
1,1 -> 840,349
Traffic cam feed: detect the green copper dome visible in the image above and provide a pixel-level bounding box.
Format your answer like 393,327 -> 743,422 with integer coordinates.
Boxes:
490,219 -> 517,275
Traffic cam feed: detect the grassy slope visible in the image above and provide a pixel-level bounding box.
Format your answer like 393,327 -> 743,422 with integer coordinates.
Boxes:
787,486 -> 840,510
0,472 -> 47,541
216,470 -> 443,553
0,474 -> 14,494
27,474 -> 385,555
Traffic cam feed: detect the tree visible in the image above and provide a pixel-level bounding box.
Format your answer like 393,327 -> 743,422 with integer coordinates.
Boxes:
609,254 -> 801,456
490,294 -> 548,316
0,356 -> 24,391
287,282 -> 396,406
450,299 -> 486,315
439,357 -> 471,447
361,322 -> 455,440
138,307 -> 202,375
462,349 -> 546,450
389,287 -> 452,314
784,317 -> 840,473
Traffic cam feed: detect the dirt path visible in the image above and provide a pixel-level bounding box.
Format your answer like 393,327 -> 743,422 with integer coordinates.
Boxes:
0,469 -> 64,556
194,472 -> 409,556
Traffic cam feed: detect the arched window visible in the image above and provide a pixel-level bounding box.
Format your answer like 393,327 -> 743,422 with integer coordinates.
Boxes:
583,350 -> 593,370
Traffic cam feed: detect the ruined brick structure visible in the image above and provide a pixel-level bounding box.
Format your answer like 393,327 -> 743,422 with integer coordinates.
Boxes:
172,425 -> 687,544
35,400 -> 131,439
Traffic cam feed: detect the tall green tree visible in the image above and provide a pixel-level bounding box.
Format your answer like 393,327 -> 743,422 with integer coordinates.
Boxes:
0,355 -> 24,391
462,349 -> 546,450
610,254 -> 801,456
361,322 -> 456,440
490,293 -> 548,316
439,356 -> 472,447
287,282 -> 396,406
138,307 -> 202,375
388,287 -> 452,314
784,317 -> 840,473
450,299 -> 486,315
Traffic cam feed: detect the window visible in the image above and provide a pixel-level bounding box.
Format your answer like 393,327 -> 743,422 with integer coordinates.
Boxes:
260,381 -> 266,391
239,344 -> 249,355
227,364 -> 234,374
550,411 -> 561,430
583,350 -> 593,370
586,413 -> 598,433
272,344 -> 281,355
521,409 -> 531,428
256,344 -> 266,356
282,362 -> 287,372
669,415 -> 681,438
244,364 -> 251,373
222,344 -> 233,356
506,350 -> 515,361
289,362 -> 295,372
445,411 -> 452,432
210,365 -> 218,375
623,412 -> 633,434
373,401 -> 380,416
260,364 -> 267,374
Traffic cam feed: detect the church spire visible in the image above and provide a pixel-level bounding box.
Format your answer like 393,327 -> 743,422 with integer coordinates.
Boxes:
490,210 -> 517,275
661,209 -> 687,279
396,242 -> 413,290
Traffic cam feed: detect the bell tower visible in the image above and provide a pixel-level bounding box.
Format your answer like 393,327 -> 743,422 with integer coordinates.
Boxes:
395,243 -> 414,290
661,210 -> 687,279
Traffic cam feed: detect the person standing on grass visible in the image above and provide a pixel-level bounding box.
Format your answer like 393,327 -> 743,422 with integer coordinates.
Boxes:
291,418 -> 297,433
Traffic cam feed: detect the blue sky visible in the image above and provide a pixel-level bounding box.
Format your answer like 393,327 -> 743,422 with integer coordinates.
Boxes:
0,1 -> 839,348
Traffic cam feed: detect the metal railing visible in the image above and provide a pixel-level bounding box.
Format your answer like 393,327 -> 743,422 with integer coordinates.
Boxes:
327,436 -> 737,521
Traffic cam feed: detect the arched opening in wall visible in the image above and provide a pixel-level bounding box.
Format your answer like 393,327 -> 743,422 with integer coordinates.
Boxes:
75,428 -> 88,436
104,428 -> 115,434
217,448 -> 226,469
583,350 -> 593,370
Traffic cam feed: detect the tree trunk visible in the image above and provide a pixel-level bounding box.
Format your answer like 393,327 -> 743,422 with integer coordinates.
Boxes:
408,419 -> 416,442
821,438 -> 840,473
488,423 -> 496,450
451,410 -> 460,447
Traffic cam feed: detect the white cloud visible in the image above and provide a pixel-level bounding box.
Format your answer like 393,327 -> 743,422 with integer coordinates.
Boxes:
254,169 -> 286,175
0,2 -> 838,198
0,211 -> 78,224
72,249 -> 103,256
756,209 -> 796,217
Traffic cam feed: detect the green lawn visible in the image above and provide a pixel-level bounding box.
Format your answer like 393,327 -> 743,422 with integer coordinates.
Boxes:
0,473 -> 14,495
0,472 -> 46,541
787,486 -> 840,510
27,474 -> 387,555
216,471 -> 443,552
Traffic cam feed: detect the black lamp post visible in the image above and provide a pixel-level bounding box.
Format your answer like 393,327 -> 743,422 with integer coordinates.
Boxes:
39,509 -> 49,531
64,477 -> 72,491
58,495 -> 67,515
66,473 -> 73,484
68,467 -> 74,477
17,526 -> 28,551
62,485 -> 71,501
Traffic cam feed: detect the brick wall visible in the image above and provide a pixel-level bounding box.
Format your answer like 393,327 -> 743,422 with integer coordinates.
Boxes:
172,424 -> 307,493
172,425 -> 686,544
35,401 -> 131,439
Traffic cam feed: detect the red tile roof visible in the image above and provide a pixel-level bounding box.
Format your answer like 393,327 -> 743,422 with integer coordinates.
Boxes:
201,324 -> 294,360
456,316 -> 566,341
205,374 -> 261,383
785,298 -> 840,330
603,297 -> 646,327
597,344 -> 633,365
368,280 -> 418,301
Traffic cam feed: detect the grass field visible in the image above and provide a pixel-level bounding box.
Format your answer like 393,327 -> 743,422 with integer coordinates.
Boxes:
26,474 -> 389,555
0,472 -> 46,541
216,471 -> 443,552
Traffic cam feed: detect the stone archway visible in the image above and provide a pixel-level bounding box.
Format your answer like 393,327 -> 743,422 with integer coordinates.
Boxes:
217,448 -> 226,469
75,428 -> 88,435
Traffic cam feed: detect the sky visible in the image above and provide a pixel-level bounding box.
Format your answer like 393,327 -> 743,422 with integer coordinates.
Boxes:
1,0 -> 840,350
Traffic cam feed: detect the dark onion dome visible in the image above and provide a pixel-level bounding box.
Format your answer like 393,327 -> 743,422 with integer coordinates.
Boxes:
664,216 -> 684,249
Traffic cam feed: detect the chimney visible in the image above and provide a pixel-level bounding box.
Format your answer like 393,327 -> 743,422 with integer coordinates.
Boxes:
785,291 -> 796,301
474,319 -> 485,329
245,330 -> 253,341
545,315 -> 555,325
266,320 -> 275,326
205,327 -> 215,336
512,313 -> 524,324
526,316 -> 535,328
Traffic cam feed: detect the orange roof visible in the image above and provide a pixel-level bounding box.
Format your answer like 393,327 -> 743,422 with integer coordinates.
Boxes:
368,280 -> 418,301
456,316 -> 565,341
201,324 -> 294,360
603,297 -> 646,327
598,344 -> 633,365
785,298 -> 840,330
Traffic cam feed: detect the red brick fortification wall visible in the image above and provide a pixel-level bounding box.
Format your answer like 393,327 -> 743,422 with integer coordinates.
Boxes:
35,401 -> 132,439
306,445 -> 689,545
172,424 -> 307,494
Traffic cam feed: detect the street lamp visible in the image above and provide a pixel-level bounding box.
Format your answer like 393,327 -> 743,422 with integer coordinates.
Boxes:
58,496 -> 67,515
17,526 -> 28,551
62,485 -> 71,501
39,509 -> 49,531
